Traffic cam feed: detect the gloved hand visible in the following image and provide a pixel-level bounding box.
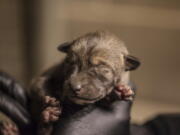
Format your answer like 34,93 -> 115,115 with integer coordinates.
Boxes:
0,71 -> 32,135
0,71 -> 132,135
53,100 -> 132,135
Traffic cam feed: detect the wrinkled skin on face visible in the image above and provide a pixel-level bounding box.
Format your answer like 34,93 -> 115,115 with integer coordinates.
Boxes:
64,51 -> 117,105
59,31 -> 140,105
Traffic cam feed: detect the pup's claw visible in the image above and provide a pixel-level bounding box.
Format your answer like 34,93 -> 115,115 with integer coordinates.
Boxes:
41,107 -> 61,123
0,122 -> 19,135
114,84 -> 134,101
44,96 -> 60,107
41,96 -> 62,123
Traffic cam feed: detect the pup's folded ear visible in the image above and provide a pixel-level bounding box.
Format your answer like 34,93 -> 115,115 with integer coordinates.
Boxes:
124,55 -> 141,71
57,42 -> 73,53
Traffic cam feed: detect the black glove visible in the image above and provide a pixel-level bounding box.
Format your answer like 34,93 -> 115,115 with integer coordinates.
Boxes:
53,100 -> 132,135
52,82 -> 137,135
0,71 -> 32,134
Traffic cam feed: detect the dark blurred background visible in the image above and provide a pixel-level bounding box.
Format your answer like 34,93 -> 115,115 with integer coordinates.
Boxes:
0,0 -> 180,124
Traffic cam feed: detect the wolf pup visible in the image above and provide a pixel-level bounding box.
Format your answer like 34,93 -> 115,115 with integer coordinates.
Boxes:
26,30 -> 140,135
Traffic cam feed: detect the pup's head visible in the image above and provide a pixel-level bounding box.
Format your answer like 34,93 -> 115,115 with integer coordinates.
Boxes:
58,31 -> 140,105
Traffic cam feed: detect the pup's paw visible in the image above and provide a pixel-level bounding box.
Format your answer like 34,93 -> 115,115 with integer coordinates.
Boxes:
41,106 -> 61,123
114,84 -> 134,101
44,96 -> 60,107
41,96 -> 62,123
0,122 -> 19,135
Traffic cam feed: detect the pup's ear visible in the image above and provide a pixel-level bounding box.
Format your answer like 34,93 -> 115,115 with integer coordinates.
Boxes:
124,55 -> 141,71
57,42 -> 73,53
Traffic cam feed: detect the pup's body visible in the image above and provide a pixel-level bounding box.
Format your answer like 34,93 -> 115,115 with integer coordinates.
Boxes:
6,30 -> 139,135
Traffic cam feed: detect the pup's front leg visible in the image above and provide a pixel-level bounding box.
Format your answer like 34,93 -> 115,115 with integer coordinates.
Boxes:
97,84 -> 134,108
113,84 -> 135,101
41,96 -> 61,123
38,96 -> 61,135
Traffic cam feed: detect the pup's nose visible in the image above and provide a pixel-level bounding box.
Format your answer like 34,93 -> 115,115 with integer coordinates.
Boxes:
74,84 -> 81,91
72,84 -> 82,94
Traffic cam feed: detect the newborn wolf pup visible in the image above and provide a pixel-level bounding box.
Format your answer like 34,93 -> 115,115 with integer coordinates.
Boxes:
30,30 -> 140,135
1,30 -> 140,135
